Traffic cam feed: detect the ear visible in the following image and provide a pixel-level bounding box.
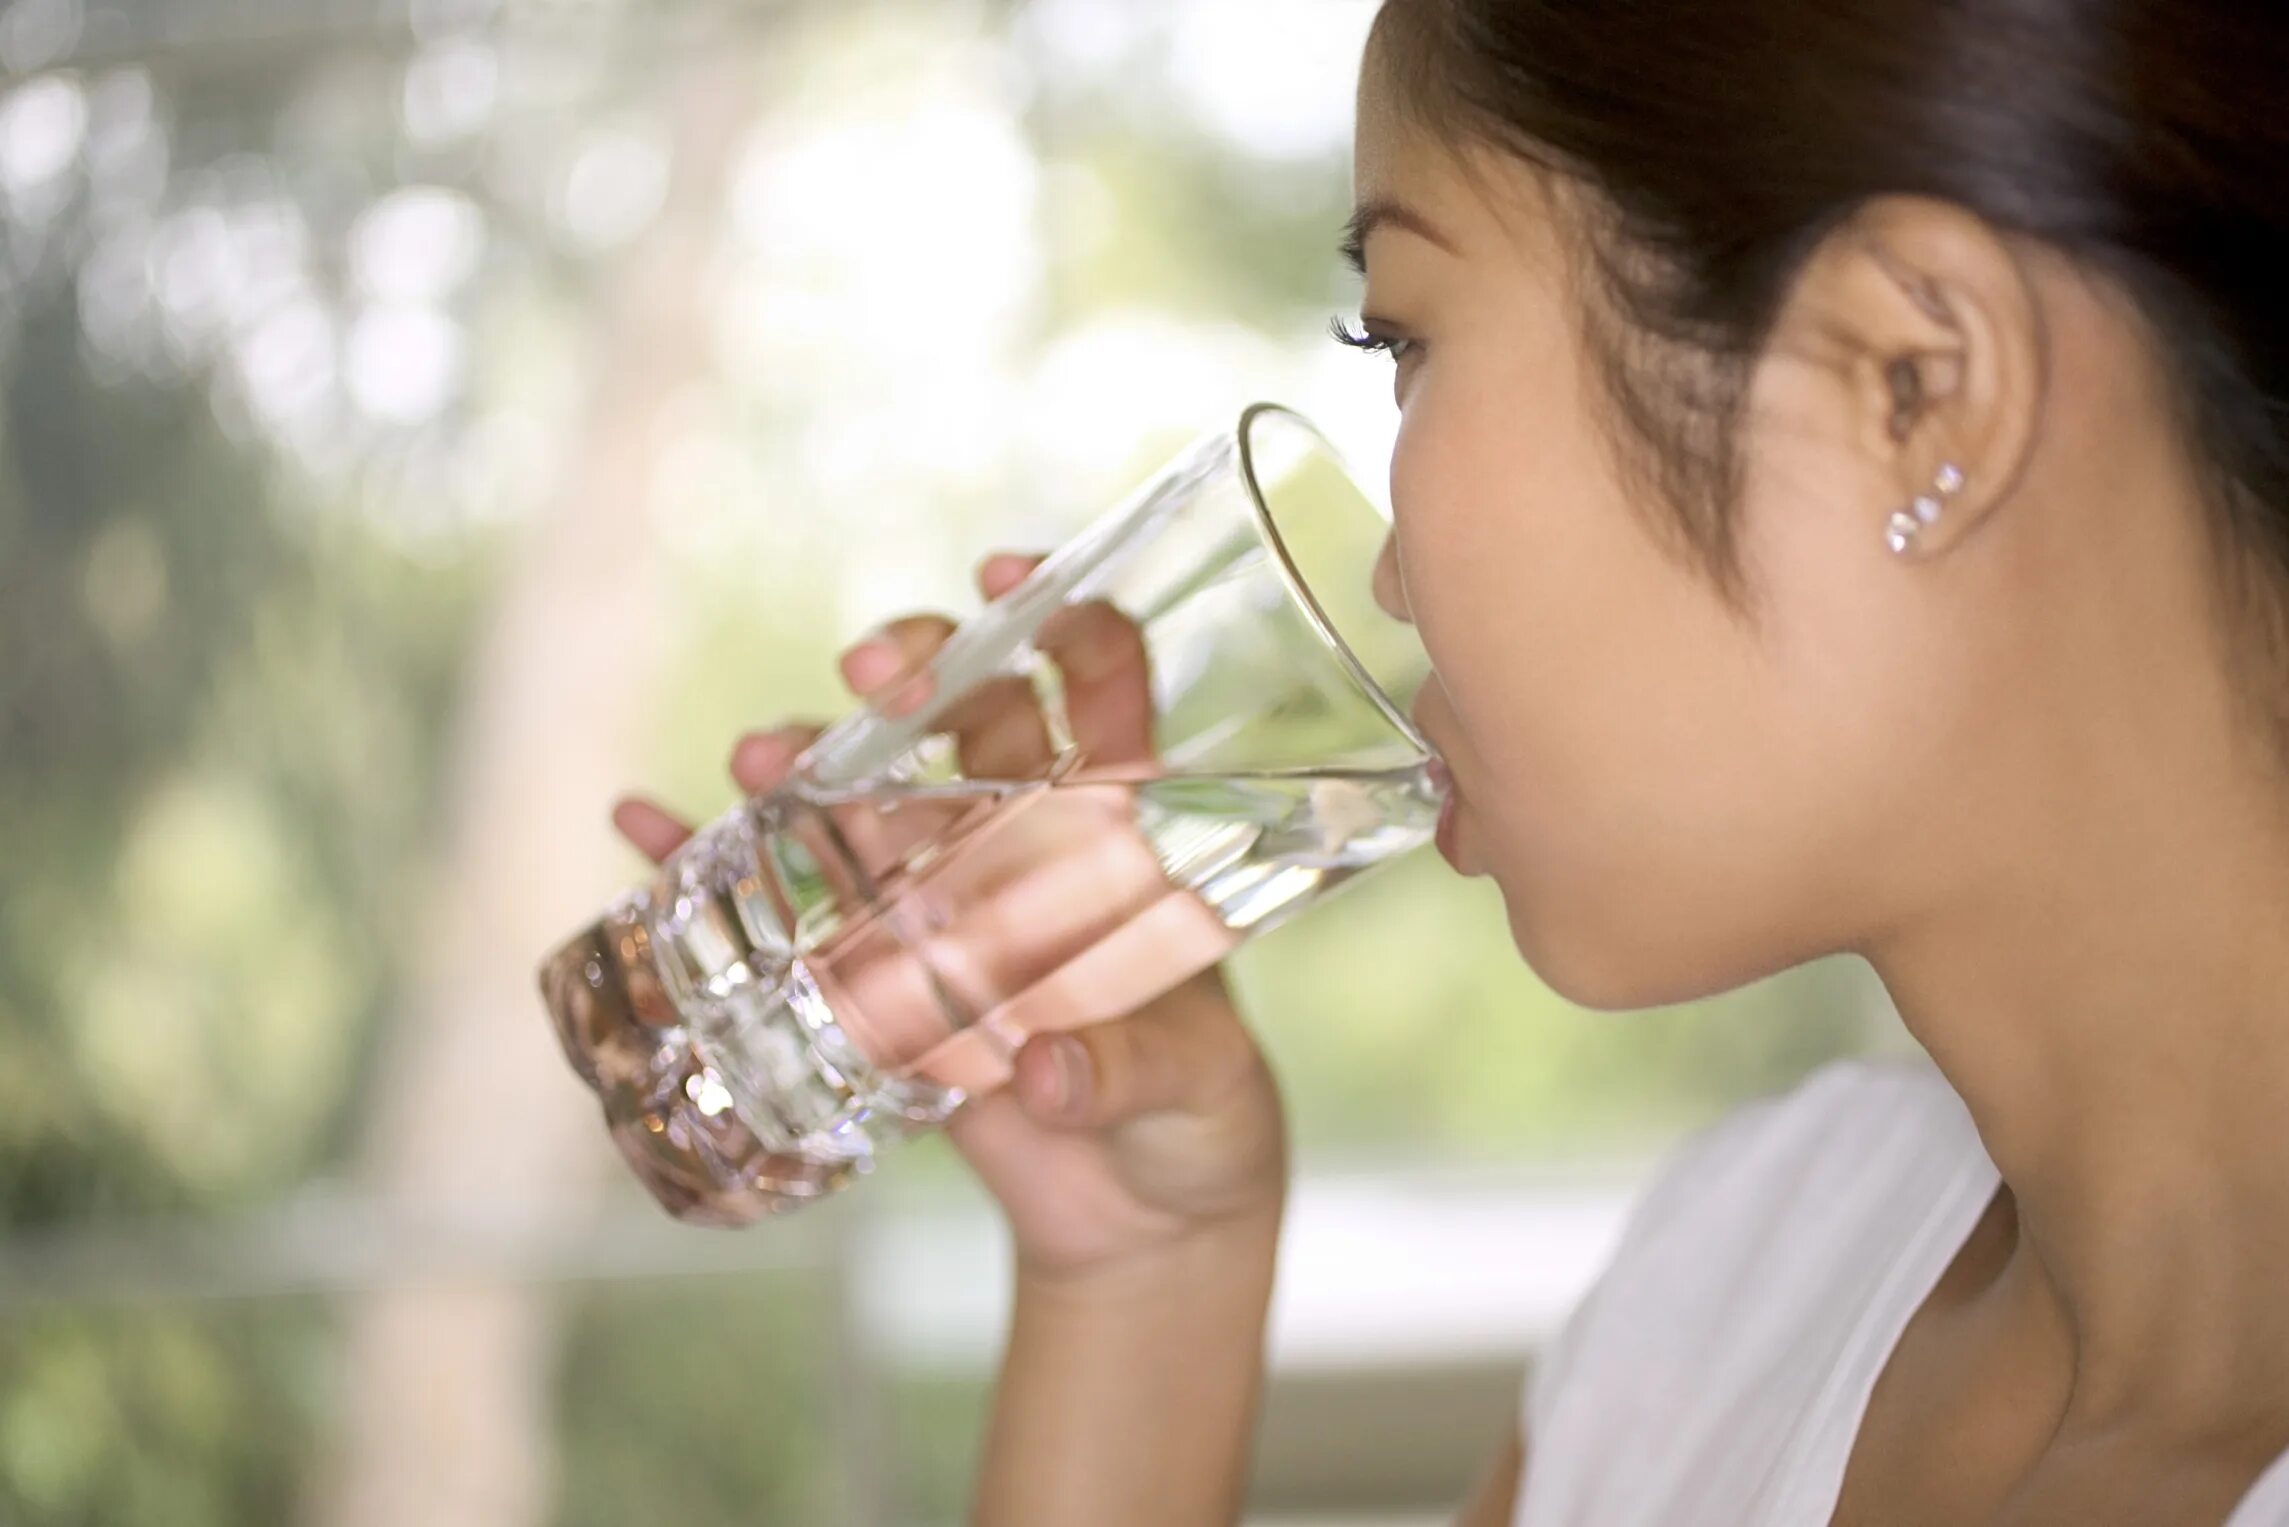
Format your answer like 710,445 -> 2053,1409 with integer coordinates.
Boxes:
1774,195 -> 2047,561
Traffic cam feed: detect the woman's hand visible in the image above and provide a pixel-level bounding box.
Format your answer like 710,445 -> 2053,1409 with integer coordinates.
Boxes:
613,551 -> 1289,1284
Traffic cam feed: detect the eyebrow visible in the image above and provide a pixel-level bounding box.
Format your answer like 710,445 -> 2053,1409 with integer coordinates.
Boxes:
1340,198 -> 1459,274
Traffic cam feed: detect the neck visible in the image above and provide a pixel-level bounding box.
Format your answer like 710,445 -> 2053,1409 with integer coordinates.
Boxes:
1869,704 -> 2289,1430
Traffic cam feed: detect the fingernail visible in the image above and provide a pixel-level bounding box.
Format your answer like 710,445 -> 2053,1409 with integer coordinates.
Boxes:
735,726 -> 813,781
980,553 -> 1040,594
1046,1036 -> 1087,1114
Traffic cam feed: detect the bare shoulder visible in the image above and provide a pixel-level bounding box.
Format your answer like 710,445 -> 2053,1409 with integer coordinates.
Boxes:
1452,1416 -> 1527,1527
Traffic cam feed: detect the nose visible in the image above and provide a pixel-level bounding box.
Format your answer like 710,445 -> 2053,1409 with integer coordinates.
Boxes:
1371,531 -> 1412,625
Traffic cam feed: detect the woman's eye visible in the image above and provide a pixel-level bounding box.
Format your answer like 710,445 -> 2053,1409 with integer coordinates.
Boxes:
1330,316 -> 1416,364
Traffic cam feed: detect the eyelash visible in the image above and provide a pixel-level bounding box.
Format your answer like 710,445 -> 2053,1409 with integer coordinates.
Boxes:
1330,316 -> 1413,361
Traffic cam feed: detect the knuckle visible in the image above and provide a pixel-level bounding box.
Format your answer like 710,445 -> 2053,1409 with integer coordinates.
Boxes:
1042,603 -> 1144,678
889,612 -> 960,646
943,672 -> 1032,721
960,716 -> 1051,780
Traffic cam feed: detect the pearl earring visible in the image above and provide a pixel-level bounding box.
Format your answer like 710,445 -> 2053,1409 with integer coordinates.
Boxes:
1886,462 -> 1967,557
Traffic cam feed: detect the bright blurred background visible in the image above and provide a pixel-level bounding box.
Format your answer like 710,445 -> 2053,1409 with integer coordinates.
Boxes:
0,1 -> 1913,1523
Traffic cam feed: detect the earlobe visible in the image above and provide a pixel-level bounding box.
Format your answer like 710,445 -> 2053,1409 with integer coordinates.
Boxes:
1813,196 -> 2050,563
1884,459 -> 1970,558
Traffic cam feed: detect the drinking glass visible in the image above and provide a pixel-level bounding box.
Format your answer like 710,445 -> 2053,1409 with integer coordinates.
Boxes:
539,403 -> 1446,1225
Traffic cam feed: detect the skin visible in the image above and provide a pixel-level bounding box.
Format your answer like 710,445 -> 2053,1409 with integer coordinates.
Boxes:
1349,26 -> 2289,1527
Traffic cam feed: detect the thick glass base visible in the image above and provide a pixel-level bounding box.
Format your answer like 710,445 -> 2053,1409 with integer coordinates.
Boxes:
539,913 -> 961,1226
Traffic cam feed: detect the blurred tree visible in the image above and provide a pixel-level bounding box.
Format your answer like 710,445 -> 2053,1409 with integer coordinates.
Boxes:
0,61 -> 471,1527
305,39 -> 780,1527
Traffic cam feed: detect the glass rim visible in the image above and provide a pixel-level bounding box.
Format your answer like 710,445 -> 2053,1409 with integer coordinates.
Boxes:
1235,400 -> 1436,761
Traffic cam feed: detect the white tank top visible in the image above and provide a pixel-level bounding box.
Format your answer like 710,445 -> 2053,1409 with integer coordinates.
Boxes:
1514,1057 -> 2289,1526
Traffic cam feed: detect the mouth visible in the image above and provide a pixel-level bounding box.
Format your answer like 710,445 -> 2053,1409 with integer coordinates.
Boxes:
1414,728 -> 1480,876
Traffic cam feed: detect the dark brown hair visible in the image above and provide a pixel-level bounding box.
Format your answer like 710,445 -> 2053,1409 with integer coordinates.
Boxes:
1371,0 -> 2289,659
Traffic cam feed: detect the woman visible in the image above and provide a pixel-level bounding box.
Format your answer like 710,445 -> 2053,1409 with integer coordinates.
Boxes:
616,1 -> 2289,1521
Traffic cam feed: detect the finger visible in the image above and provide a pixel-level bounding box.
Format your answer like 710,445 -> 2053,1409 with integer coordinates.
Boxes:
613,796 -> 694,864
768,725 -> 911,906
976,550 -> 1045,601
827,613 -> 1007,861
726,716 -> 893,911
729,722 -> 825,797
839,613 -> 959,719
979,549 -> 1157,767
840,611 -> 1059,781
933,673 -> 1057,779
732,720 -> 913,892
970,554 -> 1074,773
1033,598 -> 1158,766
1010,971 -> 1257,1129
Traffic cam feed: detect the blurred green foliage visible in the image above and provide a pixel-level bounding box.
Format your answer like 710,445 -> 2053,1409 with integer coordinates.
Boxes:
0,216 -> 480,1527
552,1274 -> 842,1527
0,1302 -> 328,1527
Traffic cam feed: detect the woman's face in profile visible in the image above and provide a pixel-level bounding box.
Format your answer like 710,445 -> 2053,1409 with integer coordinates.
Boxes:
1350,39 -> 1954,1009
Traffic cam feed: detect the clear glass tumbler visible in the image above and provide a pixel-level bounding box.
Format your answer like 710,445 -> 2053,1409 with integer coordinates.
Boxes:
539,403 -> 1446,1225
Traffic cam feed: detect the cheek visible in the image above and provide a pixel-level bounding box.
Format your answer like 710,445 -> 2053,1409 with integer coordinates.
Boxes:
1387,349 -> 1865,1008
1386,336 -> 1587,677
1388,334 -> 1662,796
1387,388 -> 1519,626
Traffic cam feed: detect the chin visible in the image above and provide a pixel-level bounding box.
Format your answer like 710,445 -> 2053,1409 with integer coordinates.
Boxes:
1498,889 -> 1781,1014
